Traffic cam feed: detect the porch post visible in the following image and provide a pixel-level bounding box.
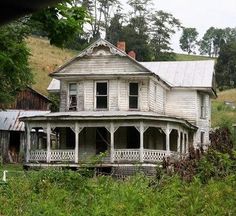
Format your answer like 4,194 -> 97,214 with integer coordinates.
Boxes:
26,123 -> 31,163
177,129 -> 181,153
140,121 -> 144,162
166,124 -> 170,156
110,123 -> 115,163
46,123 -> 51,163
186,132 -> 189,153
75,122 -> 79,163
182,132 -> 186,154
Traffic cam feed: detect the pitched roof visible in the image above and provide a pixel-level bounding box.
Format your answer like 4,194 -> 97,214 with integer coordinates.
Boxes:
0,110 -> 49,131
141,60 -> 215,88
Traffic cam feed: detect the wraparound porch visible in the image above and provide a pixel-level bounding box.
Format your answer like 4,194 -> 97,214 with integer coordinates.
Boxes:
24,118 -> 195,165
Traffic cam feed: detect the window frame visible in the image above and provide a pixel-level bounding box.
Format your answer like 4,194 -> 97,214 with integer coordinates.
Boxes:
129,82 -> 139,110
200,131 -> 205,146
95,81 -> 109,110
68,82 -> 78,111
200,94 -> 206,119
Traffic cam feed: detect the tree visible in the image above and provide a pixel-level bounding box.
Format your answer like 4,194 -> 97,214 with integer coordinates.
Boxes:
0,21 -> 33,104
179,27 -> 198,54
150,10 -> 182,60
215,40 -> 236,89
30,0 -> 89,47
199,27 -> 226,57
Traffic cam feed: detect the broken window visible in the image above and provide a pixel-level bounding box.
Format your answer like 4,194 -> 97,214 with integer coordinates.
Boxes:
129,83 -> 138,109
200,94 -> 206,118
96,82 -> 108,109
69,83 -> 77,111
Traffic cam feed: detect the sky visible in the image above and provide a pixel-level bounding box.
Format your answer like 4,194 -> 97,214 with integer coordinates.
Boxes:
121,0 -> 236,53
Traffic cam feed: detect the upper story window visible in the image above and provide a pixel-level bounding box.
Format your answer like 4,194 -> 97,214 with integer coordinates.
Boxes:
69,83 -> 77,111
96,82 -> 108,109
129,83 -> 138,109
200,94 -> 206,118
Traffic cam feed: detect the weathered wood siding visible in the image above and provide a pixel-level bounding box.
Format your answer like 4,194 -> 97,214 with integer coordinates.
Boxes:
84,80 -> 94,111
0,87 -> 50,110
196,93 -> 211,146
149,80 -> 165,114
0,131 -> 10,162
165,90 -> 197,123
60,80 -> 67,112
59,78 -> 150,112
59,55 -> 148,75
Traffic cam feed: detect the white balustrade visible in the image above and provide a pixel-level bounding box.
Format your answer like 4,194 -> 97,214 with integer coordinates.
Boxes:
113,149 -> 140,161
50,150 -> 75,162
29,150 -> 47,161
143,149 -> 167,162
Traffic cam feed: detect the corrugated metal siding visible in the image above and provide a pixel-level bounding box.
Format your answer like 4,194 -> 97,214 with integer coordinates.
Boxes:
0,110 -> 49,131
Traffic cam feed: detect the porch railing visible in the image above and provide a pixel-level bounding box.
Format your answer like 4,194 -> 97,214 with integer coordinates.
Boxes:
28,149 -> 179,163
113,149 -> 140,161
50,150 -> 75,162
143,149 -> 167,162
29,150 -> 47,161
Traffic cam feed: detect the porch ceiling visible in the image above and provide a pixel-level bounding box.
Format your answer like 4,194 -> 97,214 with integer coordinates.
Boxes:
20,111 -> 197,130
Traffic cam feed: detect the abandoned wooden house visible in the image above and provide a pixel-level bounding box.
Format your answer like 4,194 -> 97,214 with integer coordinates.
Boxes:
0,87 -> 50,163
21,39 -> 216,169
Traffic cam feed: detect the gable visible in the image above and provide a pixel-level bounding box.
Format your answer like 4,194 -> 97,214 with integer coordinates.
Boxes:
51,38 -> 153,78
52,54 -> 150,76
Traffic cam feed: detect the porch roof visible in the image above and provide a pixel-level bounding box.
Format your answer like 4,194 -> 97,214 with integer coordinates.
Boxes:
20,111 -> 197,130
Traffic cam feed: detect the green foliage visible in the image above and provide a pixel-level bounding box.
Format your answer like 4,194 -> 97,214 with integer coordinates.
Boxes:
179,27 -> 198,54
30,1 -> 90,48
0,21 -> 33,104
0,169 -> 236,215
150,10 -> 182,60
215,40 -> 236,88
48,92 -> 60,112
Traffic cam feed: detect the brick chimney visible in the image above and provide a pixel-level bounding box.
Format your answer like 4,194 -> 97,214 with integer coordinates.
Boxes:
117,41 -> 126,52
128,50 -> 136,59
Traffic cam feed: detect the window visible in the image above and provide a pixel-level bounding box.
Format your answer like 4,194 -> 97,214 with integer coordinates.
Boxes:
96,82 -> 108,109
200,94 -> 206,118
69,83 -> 77,111
200,131 -> 205,146
129,83 -> 138,109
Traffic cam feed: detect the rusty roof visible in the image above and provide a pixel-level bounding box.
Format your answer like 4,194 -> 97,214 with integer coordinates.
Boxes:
0,110 -> 49,131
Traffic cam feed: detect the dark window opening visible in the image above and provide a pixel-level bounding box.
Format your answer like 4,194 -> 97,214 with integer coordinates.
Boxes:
69,83 -> 77,111
96,82 -> 108,109
200,132 -> 204,145
129,83 -> 138,109
9,131 -> 20,163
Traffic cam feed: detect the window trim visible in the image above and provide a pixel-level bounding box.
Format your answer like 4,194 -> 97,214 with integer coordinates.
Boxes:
68,82 -> 78,111
200,94 -> 206,119
129,82 -> 139,110
95,81 -> 109,110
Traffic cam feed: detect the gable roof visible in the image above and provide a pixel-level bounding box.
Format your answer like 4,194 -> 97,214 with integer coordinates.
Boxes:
141,60 -> 215,88
50,38 -> 158,78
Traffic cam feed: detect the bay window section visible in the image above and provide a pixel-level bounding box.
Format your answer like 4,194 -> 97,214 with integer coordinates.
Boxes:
129,83 -> 138,109
68,83 -> 77,111
96,82 -> 108,109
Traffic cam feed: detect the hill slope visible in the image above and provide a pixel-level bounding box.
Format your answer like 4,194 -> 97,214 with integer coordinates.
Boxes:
26,37 -> 76,95
212,89 -> 236,128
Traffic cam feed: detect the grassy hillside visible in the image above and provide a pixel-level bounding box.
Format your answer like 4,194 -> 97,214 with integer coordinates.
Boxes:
212,89 -> 236,128
26,36 -> 76,95
175,53 -> 215,61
